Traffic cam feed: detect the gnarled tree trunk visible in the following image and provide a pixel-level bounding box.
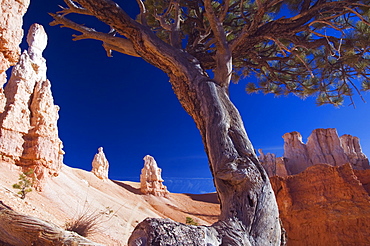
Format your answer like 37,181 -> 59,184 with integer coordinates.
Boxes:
50,1 -> 284,245
130,66 -> 283,245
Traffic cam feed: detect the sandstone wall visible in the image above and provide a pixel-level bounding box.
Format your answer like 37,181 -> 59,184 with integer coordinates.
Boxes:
260,128 -> 369,176
340,134 -> 370,170
271,164 -> 370,246
258,150 -> 288,177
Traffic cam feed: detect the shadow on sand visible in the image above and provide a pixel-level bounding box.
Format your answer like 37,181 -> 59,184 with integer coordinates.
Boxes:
113,180 -> 141,195
183,193 -> 219,204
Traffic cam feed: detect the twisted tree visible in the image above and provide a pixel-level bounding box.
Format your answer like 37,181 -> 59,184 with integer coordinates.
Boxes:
50,0 -> 370,245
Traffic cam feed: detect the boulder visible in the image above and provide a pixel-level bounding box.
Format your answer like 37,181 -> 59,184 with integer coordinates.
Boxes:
128,218 -> 220,246
91,147 -> 109,180
140,155 -> 169,196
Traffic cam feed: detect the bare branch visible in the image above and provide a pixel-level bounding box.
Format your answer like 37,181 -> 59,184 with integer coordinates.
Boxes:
171,0 -> 182,48
50,13 -> 140,57
154,11 -> 172,31
264,35 -> 314,77
220,0 -> 230,23
343,6 -> 370,26
309,20 -> 345,32
57,0 -> 92,16
231,0 -> 269,52
135,0 -> 148,26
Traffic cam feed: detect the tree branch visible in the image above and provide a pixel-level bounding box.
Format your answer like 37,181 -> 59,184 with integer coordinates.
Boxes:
135,0 -> 148,26
50,13 -> 140,57
204,0 -> 232,86
343,6 -> 370,26
57,0 -> 92,16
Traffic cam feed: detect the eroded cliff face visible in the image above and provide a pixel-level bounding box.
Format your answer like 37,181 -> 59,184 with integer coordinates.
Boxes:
0,0 -> 30,112
258,150 -> 288,177
0,24 -> 64,189
271,163 -> 370,246
260,128 -> 369,176
340,134 -> 370,170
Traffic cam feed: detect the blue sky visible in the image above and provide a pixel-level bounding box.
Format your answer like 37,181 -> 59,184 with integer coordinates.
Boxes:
19,0 -> 370,193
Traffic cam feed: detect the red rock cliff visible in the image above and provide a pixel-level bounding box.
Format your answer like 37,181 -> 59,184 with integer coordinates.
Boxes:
271,164 -> 370,246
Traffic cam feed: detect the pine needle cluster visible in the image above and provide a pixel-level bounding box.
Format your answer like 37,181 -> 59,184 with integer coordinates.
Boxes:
12,169 -> 35,199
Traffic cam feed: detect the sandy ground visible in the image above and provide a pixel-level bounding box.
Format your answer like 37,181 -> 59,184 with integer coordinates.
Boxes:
0,161 -> 220,245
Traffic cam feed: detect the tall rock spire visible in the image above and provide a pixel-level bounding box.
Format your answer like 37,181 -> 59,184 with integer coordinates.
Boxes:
140,155 -> 169,197
0,23 -> 64,189
91,147 -> 109,180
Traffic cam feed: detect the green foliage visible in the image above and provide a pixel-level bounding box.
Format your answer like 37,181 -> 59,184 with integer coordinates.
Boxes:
12,169 -> 35,199
55,0 -> 370,107
139,0 -> 370,106
185,216 -> 198,226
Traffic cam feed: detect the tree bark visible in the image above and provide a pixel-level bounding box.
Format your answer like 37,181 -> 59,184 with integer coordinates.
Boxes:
129,73 -> 283,245
52,1 -> 284,245
174,73 -> 282,245
130,55 -> 283,245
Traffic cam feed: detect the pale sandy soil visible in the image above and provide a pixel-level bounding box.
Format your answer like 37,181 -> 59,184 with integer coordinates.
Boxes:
0,161 -> 220,245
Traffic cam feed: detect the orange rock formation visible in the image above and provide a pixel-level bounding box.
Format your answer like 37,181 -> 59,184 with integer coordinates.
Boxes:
271,163 -> 370,246
91,147 -> 109,180
0,24 -> 64,189
260,128 -> 369,177
140,155 -> 169,197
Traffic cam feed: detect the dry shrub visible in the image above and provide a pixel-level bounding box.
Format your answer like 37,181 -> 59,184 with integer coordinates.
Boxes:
65,206 -> 117,237
65,210 -> 102,237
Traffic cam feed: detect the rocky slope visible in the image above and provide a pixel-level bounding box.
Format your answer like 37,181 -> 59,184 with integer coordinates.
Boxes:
0,161 -> 220,245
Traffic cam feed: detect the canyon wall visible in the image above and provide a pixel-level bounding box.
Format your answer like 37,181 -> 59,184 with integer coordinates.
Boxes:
259,128 -> 370,245
260,128 -> 369,176
271,163 -> 370,246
